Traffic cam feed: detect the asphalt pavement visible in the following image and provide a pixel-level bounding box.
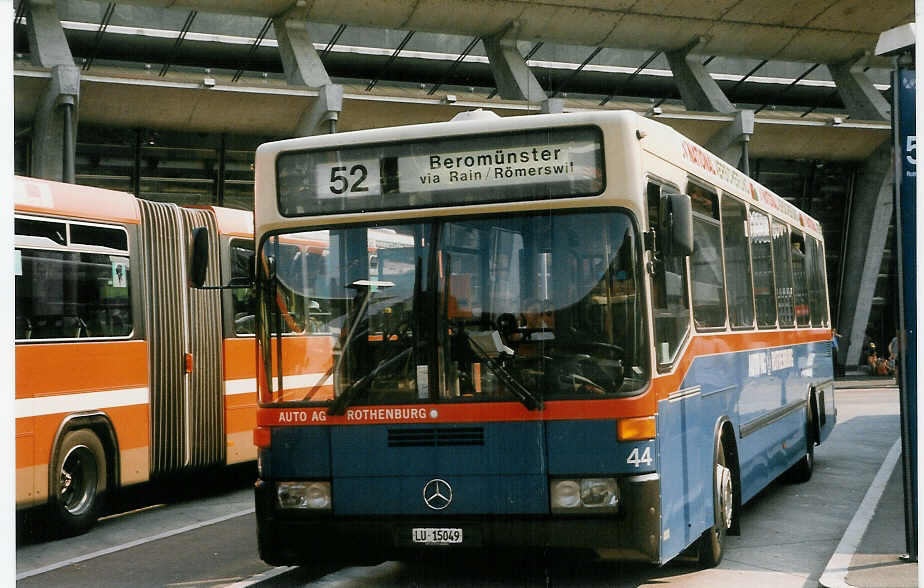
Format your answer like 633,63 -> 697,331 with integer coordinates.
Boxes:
819,375 -> 918,588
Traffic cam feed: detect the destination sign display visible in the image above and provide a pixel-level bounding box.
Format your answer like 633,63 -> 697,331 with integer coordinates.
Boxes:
276,126 -> 604,216
397,142 -> 598,193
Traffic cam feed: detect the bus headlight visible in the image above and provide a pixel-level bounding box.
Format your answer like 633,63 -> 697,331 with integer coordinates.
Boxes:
276,481 -> 331,510
550,479 -> 582,509
580,478 -> 619,508
550,478 -> 619,513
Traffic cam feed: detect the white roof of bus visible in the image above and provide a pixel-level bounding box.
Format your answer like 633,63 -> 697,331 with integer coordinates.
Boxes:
256,110 -> 823,239
14,176 -> 141,225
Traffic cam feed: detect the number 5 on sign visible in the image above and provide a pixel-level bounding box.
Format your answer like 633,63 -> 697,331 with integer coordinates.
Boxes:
627,446 -> 653,467
315,160 -> 381,198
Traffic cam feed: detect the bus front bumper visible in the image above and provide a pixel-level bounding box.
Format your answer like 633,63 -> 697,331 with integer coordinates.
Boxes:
254,475 -> 660,565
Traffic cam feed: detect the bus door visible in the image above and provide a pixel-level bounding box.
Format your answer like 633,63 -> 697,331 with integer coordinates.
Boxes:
139,201 -> 224,474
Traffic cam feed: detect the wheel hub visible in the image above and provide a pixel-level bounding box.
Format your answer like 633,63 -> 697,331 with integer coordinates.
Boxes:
716,463 -> 733,529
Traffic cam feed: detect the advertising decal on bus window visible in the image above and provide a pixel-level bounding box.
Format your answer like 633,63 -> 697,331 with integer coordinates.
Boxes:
276,126 -> 604,216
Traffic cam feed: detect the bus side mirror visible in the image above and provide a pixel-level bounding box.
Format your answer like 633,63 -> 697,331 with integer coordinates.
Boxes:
659,192 -> 693,258
190,227 -> 210,288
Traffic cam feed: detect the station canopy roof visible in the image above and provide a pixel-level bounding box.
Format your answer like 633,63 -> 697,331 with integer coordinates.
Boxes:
105,0 -> 912,64
13,0 -> 909,160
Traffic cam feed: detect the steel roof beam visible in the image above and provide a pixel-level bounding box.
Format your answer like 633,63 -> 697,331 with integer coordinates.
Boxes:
754,63 -> 819,114
550,46 -> 601,98
427,35 -> 480,96
158,10 -> 197,77
231,18 -> 272,83
599,50 -> 661,106
322,24 -> 347,59
83,3 -> 115,71
366,30 -> 414,92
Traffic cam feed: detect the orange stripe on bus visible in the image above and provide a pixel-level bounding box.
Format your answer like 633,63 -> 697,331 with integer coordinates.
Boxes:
650,329 -> 831,400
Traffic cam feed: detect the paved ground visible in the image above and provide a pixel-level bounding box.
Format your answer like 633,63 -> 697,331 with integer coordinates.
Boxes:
15,381 -> 918,587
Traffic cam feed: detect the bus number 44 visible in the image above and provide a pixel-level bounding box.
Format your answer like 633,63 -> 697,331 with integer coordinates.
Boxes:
627,447 -> 653,468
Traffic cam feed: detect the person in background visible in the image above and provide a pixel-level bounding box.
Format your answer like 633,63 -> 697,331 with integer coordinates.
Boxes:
888,332 -> 899,379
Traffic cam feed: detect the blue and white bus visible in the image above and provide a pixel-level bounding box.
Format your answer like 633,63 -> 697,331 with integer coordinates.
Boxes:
239,109 -> 835,566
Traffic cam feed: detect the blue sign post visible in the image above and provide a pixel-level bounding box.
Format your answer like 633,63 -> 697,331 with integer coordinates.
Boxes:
893,61 -> 917,560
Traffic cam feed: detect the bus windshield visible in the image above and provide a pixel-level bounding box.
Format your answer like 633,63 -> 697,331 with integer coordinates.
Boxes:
258,210 -> 648,406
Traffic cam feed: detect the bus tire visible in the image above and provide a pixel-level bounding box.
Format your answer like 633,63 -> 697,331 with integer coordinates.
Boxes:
698,436 -> 733,567
51,429 -> 107,536
787,408 -> 815,484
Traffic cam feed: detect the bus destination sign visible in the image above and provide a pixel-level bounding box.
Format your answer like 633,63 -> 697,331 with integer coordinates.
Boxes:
397,142 -> 598,193
276,126 -> 604,216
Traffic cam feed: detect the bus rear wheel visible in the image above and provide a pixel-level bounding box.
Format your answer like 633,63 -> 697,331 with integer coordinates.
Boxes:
52,429 -> 107,536
698,437 -> 733,567
787,410 -> 816,483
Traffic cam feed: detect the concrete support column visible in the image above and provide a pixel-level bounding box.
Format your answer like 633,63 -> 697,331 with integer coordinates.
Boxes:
829,57 -> 890,121
295,84 -> 343,137
273,14 -> 330,87
33,65 -> 80,182
26,0 -> 79,182
25,0 -> 73,68
705,109 -> 754,172
665,40 -> 735,114
837,141 -> 895,368
273,12 -> 342,135
483,32 -> 546,102
666,39 -> 753,170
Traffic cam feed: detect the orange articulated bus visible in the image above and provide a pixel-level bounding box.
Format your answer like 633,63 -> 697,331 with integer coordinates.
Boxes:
14,176 -> 279,535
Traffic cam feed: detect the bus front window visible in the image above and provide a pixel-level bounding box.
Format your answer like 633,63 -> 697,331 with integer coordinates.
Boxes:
442,211 -> 647,401
257,211 -> 647,407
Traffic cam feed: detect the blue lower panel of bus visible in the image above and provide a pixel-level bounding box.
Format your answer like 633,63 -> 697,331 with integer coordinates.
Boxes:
655,339 -> 836,563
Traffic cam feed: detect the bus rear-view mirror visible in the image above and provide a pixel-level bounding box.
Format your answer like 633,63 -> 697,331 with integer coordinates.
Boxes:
190,227 -> 209,288
660,192 -> 693,258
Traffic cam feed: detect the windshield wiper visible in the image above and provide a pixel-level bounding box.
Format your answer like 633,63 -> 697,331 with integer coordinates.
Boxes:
466,331 -> 542,411
328,346 -> 413,415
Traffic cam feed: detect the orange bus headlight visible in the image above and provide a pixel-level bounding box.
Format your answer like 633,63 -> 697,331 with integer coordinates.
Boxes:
617,416 -> 656,441
276,481 -> 332,510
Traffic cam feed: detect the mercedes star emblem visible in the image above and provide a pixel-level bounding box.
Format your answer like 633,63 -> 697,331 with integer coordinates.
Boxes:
423,478 -> 453,510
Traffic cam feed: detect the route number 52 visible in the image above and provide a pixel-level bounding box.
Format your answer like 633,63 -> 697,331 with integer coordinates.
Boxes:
317,160 -> 381,198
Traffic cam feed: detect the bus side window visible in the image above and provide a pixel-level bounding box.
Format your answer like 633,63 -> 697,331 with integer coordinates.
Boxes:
771,220 -> 795,328
790,230 -> 811,327
720,196 -> 755,328
16,218 -> 133,341
231,240 -> 257,335
648,182 -> 690,368
805,237 -> 828,326
749,210 -> 777,328
17,249 -> 132,340
688,184 -> 727,330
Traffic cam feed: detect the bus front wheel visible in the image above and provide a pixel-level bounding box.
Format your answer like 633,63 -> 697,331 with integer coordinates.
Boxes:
51,429 -> 107,536
698,436 -> 733,567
